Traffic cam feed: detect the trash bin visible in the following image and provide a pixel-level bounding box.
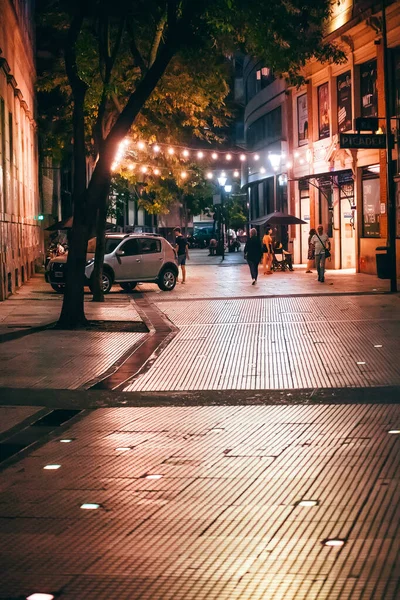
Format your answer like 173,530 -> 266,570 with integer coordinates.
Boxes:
375,246 -> 390,279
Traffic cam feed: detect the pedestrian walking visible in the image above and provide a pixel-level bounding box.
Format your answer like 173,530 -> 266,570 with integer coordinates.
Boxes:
311,225 -> 331,282
173,227 -> 189,283
305,228 -> 316,273
244,228 -> 262,285
262,227 -> 274,275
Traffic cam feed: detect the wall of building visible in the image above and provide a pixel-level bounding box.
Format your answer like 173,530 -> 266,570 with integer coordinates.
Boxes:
240,0 -> 400,276
0,0 -> 42,299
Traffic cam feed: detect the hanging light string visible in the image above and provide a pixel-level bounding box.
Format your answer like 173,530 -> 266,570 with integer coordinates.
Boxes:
112,137 -> 312,177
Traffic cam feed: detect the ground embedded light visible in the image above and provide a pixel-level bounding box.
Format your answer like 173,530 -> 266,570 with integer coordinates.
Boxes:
374,344 -> 382,348
298,500 -> 318,507
80,503 -> 100,510
323,539 -> 345,547
43,464 -> 61,470
27,594 -> 55,600
116,447 -> 131,451
144,474 -> 163,480
356,361 -> 366,365
388,430 -> 400,434
59,439 -> 73,443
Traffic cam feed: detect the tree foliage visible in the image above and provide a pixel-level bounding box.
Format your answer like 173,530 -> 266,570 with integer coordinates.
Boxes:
36,0 -> 346,326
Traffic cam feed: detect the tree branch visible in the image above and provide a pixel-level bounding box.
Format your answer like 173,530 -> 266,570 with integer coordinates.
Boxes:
65,10 -> 88,96
148,13 -> 167,68
126,18 -> 148,74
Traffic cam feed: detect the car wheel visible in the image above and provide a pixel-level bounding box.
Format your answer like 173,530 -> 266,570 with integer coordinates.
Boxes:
158,268 -> 177,291
90,271 -> 113,294
51,283 -> 64,294
120,282 -> 137,292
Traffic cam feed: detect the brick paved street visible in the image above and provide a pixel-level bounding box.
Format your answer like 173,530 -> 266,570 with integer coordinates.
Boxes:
0,259 -> 399,599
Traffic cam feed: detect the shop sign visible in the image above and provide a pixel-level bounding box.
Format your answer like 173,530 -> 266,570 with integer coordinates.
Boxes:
297,94 -> 308,146
344,212 -> 353,218
318,83 -> 330,139
340,133 -> 386,149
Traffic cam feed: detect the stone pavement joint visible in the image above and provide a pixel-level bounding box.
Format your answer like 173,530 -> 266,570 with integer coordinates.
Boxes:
0,403 -> 399,599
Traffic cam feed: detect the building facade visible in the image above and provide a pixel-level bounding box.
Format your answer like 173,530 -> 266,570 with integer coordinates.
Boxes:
0,0 -> 42,299
241,0 -> 400,275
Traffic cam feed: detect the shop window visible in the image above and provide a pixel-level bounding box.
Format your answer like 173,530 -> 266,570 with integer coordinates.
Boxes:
362,166 -> 380,237
360,60 -> 378,118
318,177 -> 333,237
337,71 -> 352,133
318,83 -> 330,140
297,94 -> 308,146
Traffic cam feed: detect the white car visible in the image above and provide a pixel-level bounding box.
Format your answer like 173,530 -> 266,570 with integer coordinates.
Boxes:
46,233 -> 179,293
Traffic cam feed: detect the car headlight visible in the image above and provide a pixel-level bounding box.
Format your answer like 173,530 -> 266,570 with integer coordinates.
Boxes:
86,258 -> 94,267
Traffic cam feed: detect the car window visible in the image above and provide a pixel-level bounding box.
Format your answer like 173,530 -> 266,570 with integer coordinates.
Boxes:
120,238 -> 140,256
139,239 -> 161,254
105,239 -> 121,254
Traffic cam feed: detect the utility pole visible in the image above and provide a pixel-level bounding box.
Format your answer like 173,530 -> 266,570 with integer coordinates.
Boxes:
382,0 -> 397,292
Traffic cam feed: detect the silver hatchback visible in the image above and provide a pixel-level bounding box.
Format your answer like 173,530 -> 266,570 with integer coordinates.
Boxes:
46,234 -> 179,293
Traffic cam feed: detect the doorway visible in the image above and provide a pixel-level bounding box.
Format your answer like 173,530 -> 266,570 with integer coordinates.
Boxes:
299,181 -> 310,264
339,176 -> 355,269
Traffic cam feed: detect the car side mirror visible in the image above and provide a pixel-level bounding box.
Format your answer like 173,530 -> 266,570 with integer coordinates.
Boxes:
116,250 -> 125,256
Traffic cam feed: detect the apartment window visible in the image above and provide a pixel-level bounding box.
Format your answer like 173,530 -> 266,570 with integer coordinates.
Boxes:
360,60 -> 378,118
9,113 -> 13,164
362,165 -> 380,237
0,97 -> 5,209
318,83 -> 330,139
337,71 -> 352,133
246,106 -> 282,149
255,67 -> 273,93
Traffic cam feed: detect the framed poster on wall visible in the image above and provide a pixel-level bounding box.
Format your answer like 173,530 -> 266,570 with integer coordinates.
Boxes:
318,83 -> 330,139
337,71 -> 352,133
297,94 -> 308,146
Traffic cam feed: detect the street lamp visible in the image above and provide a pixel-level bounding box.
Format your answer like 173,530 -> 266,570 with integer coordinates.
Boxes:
217,175 -> 228,259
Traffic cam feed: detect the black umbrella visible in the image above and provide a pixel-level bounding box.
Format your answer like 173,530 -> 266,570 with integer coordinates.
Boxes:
45,216 -> 73,231
256,211 -> 307,225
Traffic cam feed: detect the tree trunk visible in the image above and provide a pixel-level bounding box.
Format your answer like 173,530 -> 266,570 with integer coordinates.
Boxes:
91,195 -> 109,302
58,83 -> 88,328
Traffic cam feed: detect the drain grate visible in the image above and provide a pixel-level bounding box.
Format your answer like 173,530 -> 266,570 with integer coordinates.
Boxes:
0,409 -> 82,465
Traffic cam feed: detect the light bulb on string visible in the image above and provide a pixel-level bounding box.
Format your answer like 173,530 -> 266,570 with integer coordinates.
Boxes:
183,149 -> 190,158
137,141 -> 145,150
153,168 -> 160,175
260,167 -> 266,174
128,164 -> 135,171
181,171 -> 188,179
254,154 -> 260,161
197,151 -> 204,159
240,154 -> 246,161
206,172 -> 213,179
168,147 -> 174,155
233,170 -> 239,177
153,144 -> 160,153
141,166 -> 148,173
212,153 -> 218,160
226,153 -> 232,161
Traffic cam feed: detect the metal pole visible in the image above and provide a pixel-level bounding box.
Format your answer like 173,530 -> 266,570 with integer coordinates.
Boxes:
382,0 -> 397,292
221,187 -> 225,261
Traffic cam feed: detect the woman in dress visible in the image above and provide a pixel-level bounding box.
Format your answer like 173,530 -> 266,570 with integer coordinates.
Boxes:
244,228 -> 263,285
262,227 -> 274,275
306,228 -> 316,273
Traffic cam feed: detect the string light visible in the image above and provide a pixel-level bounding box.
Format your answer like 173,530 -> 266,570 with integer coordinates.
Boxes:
233,170 -> 239,177
254,154 -> 260,161
183,149 -> 189,157
240,154 -> 246,161
206,172 -> 213,179
153,168 -> 160,175
226,153 -> 232,161
260,166 -> 266,174
141,166 -> 148,173
128,164 -> 135,170
197,151 -> 204,159
181,171 -> 188,179
137,141 -> 145,150
153,144 -> 160,153
168,147 -> 174,155
212,152 -> 218,159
